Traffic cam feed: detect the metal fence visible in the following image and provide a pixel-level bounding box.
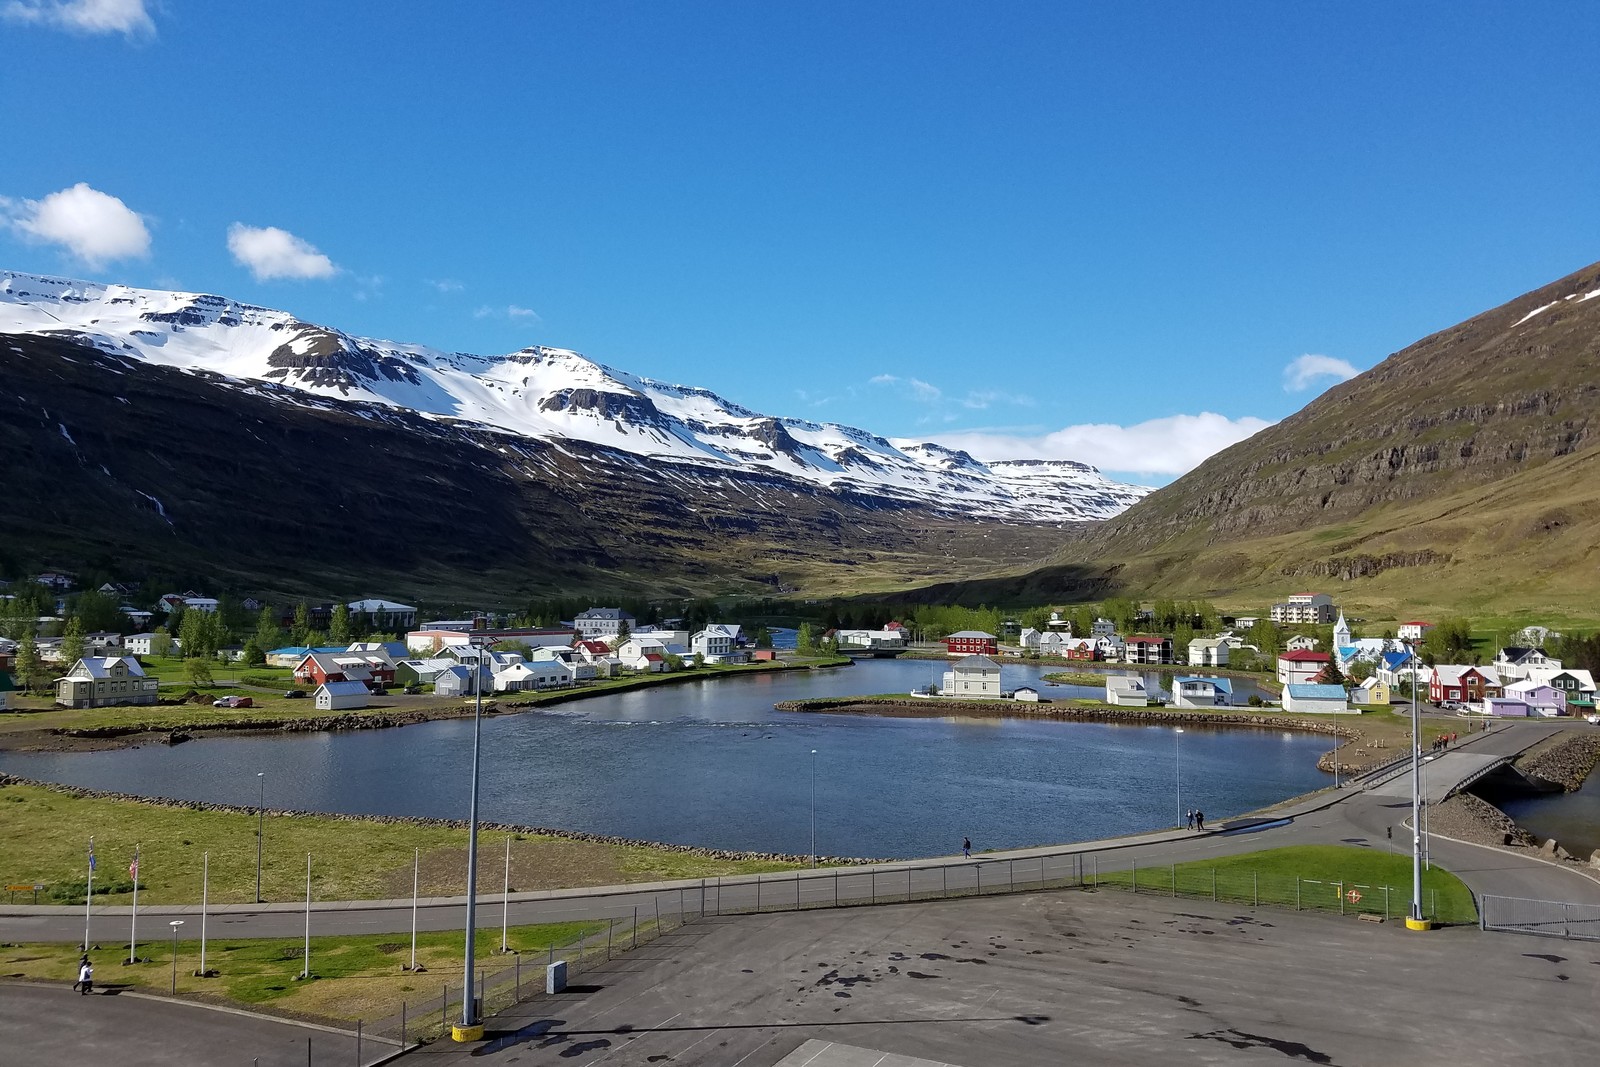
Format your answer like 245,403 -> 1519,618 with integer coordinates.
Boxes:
1480,895 -> 1600,941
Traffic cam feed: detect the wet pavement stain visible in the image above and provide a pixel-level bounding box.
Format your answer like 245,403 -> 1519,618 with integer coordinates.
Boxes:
560,1039 -> 612,1058
1524,953 -> 1566,963
1189,1028 -> 1337,1065
920,952 -> 952,960
906,971 -> 943,980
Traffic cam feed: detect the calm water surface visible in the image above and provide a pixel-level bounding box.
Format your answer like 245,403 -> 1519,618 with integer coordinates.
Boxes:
1498,765 -> 1600,860
0,660 -> 1325,858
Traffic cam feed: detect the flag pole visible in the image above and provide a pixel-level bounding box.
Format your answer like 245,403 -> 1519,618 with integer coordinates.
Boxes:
83,836 -> 95,953
128,844 -> 140,964
409,847 -> 419,972
199,852 -> 209,977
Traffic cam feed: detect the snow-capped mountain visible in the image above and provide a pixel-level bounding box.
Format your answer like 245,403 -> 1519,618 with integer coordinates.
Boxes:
1,270 -> 1147,522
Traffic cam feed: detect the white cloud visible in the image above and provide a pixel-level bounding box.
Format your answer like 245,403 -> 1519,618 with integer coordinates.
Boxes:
870,374 -> 942,403
507,305 -> 540,320
226,223 -> 337,281
474,303 -> 541,322
429,278 -> 465,293
2,0 -> 153,35
1283,353 -> 1360,392
917,412 -> 1274,478
3,182 -> 151,267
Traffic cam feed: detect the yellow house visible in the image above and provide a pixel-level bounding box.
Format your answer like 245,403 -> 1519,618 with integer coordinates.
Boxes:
1353,676 -> 1391,706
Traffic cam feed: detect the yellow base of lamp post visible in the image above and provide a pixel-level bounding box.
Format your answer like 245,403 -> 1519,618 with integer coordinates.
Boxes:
1404,917 -> 1433,932
452,1023 -> 485,1042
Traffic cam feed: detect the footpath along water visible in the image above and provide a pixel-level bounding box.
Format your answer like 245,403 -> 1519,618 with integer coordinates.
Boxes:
0,659 -> 1323,859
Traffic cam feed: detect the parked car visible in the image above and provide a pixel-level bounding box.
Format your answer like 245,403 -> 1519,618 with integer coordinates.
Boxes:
402,685 -> 422,695
284,689 -> 306,699
210,695 -> 254,709
369,687 -> 388,696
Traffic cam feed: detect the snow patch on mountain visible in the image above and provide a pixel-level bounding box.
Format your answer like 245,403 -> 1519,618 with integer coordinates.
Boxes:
1,269 -> 1149,522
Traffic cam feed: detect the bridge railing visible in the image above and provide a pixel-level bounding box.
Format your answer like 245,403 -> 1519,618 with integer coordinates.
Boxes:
1480,895 -> 1600,941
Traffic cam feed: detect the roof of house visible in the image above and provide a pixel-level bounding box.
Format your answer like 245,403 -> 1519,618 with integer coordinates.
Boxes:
1357,676 -> 1386,689
1127,635 -> 1171,644
63,656 -> 146,679
348,599 -> 416,612
1285,684 -> 1348,700
1175,677 -> 1232,693
954,655 -> 1000,671
1505,679 -> 1563,696
576,607 -> 634,620
1106,676 -> 1146,694
1528,667 -> 1596,689
1401,621 -> 1433,626
1380,651 -> 1413,670
1433,665 -> 1503,686
946,630 -> 996,640
1279,650 -> 1331,663
316,680 -> 371,697
1496,647 -> 1539,663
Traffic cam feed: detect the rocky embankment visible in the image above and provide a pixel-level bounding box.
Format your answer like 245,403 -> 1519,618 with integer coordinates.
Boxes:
1518,731 -> 1600,791
0,772 -> 882,866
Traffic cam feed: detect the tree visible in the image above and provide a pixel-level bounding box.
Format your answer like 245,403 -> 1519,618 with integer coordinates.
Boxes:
59,617 -> 86,667
290,603 -> 311,648
242,638 -> 267,668
1347,659 -> 1374,683
752,625 -> 773,650
616,618 -> 632,645
329,604 -> 351,646
13,635 -> 40,693
254,607 -> 283,654
72,590 -> 123,633
1247,619 -> 1282,655
185,656 -> 214,688
796,623 -> 816,654
1318,658 -> 1346,686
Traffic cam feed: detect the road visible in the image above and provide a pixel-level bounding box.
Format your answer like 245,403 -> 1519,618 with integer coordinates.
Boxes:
4,719 -> 1597,948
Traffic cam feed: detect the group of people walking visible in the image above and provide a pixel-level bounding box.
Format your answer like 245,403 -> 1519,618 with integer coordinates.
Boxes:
1430,732 -> 1459,752
1185,809 -> 1207,831
72,956 -> 92,995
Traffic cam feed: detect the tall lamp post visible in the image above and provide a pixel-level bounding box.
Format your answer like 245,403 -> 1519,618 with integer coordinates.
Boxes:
809,749 -> 818,868
1174,727 -> 1185,828
255,772 -> 266,903
168,919 -> 184,995
453,636 -> 492,1042
1405,641 -> 1429,931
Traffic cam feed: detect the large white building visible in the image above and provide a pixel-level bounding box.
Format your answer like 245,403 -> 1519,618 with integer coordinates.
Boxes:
941,655 -> 1002,698
1270,593 -> 1337,625
574,607 -> 636,639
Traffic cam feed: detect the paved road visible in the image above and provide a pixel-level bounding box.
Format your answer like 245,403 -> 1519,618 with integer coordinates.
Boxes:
5,720 -> 1597,948
0,981 -> 388,1066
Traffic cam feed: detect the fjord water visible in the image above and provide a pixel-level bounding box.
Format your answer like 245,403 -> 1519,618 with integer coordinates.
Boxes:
0,661 -> 1325,859
1498,769 -> 1600,861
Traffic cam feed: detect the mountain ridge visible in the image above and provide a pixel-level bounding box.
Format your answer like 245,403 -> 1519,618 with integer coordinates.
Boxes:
1,269 -> 1148,526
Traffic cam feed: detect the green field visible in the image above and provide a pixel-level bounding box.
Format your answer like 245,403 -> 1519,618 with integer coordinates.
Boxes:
1094,844 -> 1477,924
0,779 -> 800,907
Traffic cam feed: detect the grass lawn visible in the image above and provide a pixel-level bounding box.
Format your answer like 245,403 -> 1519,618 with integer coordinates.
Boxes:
0,780 -> 800,907
2,920 -> 604,1024
1096,844 -> 1477,925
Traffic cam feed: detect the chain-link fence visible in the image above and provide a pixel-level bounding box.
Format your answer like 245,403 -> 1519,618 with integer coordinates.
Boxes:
1480,895 -> 1600,940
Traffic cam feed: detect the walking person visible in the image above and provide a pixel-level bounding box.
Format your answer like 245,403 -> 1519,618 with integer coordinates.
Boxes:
1186,809 -> 1195,830
1194,810 -> 1206,832
962,837 -> 971,859
76,957 -> 92,995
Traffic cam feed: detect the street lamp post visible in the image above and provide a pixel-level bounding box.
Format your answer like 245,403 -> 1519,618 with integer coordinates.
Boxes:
1406,641 -> 1429,931
454,638 -> 490,1042
255,772 -> 265,903
1174,727 -> 1185,828
809,749 -> 818,868
168,920 -> 184,995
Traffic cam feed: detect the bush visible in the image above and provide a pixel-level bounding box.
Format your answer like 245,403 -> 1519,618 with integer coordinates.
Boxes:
1248,695 -> 1264,707
48,877 -> 138,904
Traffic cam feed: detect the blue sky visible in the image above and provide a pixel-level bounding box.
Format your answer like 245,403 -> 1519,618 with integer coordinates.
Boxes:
3,2 -> 1597,484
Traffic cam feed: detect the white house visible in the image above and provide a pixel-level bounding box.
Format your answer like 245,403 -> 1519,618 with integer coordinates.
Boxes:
574,607 -> 635,639
1171,676 -> 1232,708
1493,647 -> 1561,682
1018,627 -> 1042,651
1105,675 -> 1149,706
835,627 -> 904,652
183,597 -> 220,613
434,664 -> 488,698
1397,621 -> 1434,643
1281,683 -> 1351,714
694,624 -> 750,663
1277,651 -> 1332,686
1187,638 -> 1230,667
1286,635 -> 1319,652
1012,686 -> 1041,702
1038,631 -> 1072,656
1096,634 -> 1126,659
314,680 -> 370,711
124,632 -> 172,657
941,655 -> 1002,698
1091,617 -> 1117,638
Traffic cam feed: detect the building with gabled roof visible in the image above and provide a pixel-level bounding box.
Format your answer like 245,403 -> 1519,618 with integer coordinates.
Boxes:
54,656 -> 159,708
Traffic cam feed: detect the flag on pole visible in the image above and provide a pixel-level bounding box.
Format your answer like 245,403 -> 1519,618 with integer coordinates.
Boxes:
129,849 -> 139,880
88,838 -> 96,872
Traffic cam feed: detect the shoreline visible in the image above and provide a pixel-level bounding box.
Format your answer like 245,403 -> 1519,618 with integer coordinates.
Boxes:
0,657 -> 852,754
0,771 -> 883,866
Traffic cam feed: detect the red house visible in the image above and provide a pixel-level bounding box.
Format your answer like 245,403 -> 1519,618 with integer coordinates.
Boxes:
293,652 -> 395,689
946,631 -> 999,656
1277,650 -> 1332,686
1430,666 -> 1503,704
1125,635 -> 1174,664
1065,639 -> 1099,661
